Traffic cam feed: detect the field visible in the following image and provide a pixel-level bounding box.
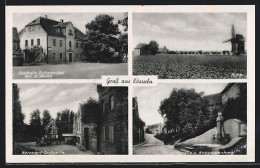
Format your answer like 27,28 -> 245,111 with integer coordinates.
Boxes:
133,54 -> 247,79
13,63 -> 128,79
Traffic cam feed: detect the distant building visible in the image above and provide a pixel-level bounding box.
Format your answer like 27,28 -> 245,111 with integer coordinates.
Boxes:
133,97 -> 145,145
19,16 -> 86,64
204,93 -> 222,112
73,86 -> 128,154
133,43 -> 147,56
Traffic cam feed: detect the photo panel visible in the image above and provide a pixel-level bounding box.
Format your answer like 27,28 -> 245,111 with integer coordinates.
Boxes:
133,83 -> 247,155
12,12 -> 128,79
12,83 -> 128,155
132,13 -> 247,79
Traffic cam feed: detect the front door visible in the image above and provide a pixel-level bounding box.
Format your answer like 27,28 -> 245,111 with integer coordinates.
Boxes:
84,128 -> 89,150
69,53 -> 72,62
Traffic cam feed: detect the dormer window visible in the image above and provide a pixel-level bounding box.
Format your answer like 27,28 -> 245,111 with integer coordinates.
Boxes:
69,29 -> 73,35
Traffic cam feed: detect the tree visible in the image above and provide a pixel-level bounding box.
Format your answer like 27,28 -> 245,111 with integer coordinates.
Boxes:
55,109 -> 74,134
85,14 -> 121,63
29,109 -> 43,139
159,88 -> 209,133
12,84 -> 25,143
81,97 -> 99,124
42,110 -> 51,128
118,13 -> 128,31
149,41 -> 159,55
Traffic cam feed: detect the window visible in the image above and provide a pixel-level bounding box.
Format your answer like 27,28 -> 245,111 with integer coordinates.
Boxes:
76,42 -> 78,48
69,29 -> 73,35
31,39 -> 34,46
102,127 -> 106,142
81,43 -> 83,48
109,126 -> 114,142
69,41 -> 71,48
37,39 -> 40,45
110,95 -> 114,110
76,54 -> 78,59
60,40 -> 62,47
80,54 -> 82,59
29,26 -> 34,32
60,53 -> 63,60
53,53 -> 56,59
53,39 -> 56,46
25,40 -> 28,47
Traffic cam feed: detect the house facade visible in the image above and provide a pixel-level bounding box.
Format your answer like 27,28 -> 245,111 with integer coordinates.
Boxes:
97,86 -> 128,154
19,16 -> 86,64
133,97 -> 145,145
73,86 -> 128,155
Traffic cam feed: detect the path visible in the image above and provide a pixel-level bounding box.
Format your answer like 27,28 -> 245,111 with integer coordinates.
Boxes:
133,134 -> 183,155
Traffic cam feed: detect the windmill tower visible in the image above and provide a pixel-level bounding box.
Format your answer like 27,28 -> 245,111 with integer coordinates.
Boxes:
223,25 -> 245,55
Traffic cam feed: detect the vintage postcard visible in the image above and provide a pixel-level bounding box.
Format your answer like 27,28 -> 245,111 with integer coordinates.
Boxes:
5,5 -> 255,163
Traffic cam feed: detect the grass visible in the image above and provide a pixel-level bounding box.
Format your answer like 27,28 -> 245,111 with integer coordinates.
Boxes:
133,54 -> 247,79
13,62 -> 128,79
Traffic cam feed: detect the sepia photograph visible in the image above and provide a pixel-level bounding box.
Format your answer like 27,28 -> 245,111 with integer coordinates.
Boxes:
132,13 -> 247,79
12,13 -> 128,79
12,83 -> 128,155
133,83 -> 247,155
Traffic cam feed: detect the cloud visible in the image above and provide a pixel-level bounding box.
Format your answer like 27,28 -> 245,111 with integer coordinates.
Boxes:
18,83 -> 98,124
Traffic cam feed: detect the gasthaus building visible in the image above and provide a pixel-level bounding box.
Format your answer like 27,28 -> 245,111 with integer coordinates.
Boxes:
19,15 -> 86,64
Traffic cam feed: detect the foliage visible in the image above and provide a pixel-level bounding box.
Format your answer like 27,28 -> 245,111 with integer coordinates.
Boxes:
148,41 -> 159,55
133,54 -> 247,79
159,88 -> 209,133
23,45 -> 44,64
55,109 -> 74,134
85,14 -> 122,63
81,97 -> 100,124
29,109 -> 44,139
42,110 -> 51,128
118,13 -> 128,31
137,40 -> 159,55
12,84 -> 25,143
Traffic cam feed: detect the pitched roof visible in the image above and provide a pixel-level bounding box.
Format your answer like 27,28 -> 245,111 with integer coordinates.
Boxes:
26,17 -> 64,37
221,83 -> 235,94
135,43 -> 146,49
13,27 -> 20,42
204,93 -> 222,105
74,27 -> 86,41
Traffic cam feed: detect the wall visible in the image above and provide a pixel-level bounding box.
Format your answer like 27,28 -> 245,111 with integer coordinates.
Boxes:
19,25 -> 48,53
81,122 -> 98,153
65,23 -> 75,62
222,84 -> 240,104
97,87 -> 128,154
74,39 -> 85,61
47,36 -> 66,64
224,119 -> 246,139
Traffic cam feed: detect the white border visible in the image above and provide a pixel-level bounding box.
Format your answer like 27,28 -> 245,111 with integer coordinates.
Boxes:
6,5 -> 255,163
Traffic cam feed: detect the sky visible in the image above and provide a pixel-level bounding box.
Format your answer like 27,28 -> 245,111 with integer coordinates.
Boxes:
133,13 -> 247,51
133,83 -> 228,126
13,13 -> 126,34
17,83 -> 99,124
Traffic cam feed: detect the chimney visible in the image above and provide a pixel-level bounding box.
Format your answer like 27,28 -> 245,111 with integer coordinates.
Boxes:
45,15 -> 48,18
60,19 -> 64,23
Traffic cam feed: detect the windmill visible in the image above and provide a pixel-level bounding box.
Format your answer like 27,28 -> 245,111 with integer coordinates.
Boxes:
223,25 -> 245,55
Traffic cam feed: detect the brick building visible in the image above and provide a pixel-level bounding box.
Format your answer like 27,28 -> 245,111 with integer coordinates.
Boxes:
73,85 -> 128,154
133,97 -> 145,145
19,16 -> 86,64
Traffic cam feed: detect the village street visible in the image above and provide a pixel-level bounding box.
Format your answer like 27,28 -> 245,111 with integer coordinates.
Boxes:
133,134 -> 183,155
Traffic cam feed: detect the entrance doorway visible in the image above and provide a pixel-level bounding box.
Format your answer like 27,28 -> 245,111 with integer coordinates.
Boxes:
69,53 -> 72,62
84,128 -> 89,150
